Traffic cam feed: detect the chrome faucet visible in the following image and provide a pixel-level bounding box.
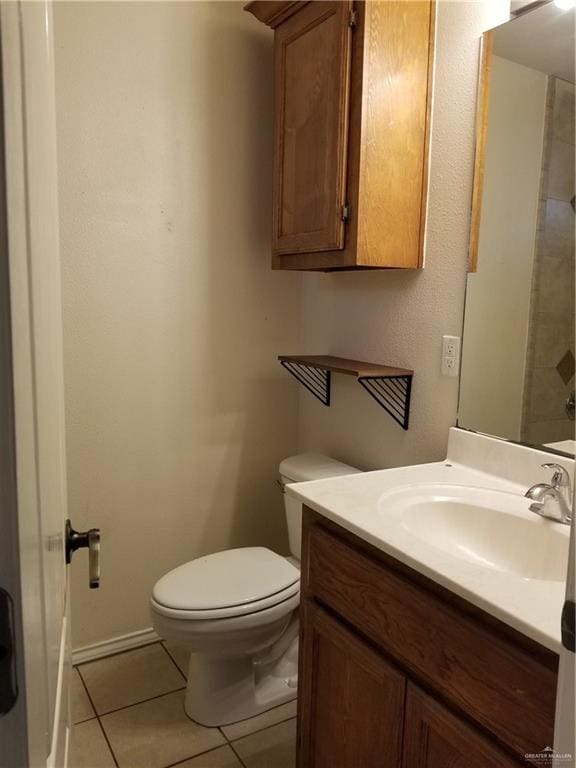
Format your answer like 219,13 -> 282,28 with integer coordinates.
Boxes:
525,463 -> 572,525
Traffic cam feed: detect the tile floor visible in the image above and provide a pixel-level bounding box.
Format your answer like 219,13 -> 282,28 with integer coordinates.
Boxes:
71,643 -> 297,768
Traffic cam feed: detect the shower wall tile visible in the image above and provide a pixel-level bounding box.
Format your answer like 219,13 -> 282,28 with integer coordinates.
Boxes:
557,349 -> 575,385
547,139 -> 575,201
533,256 -> 575,318
542,199 -> 574,260
553,78 -> 575,145
522,77 -> 575,445
528,368 -> 572,421
525,418 -> 575,446
532,313 -> 571,368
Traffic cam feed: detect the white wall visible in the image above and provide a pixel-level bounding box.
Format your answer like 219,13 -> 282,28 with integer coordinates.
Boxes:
459,56 -> 547,441
54,2 -> 302,647
297,1 -> 510,470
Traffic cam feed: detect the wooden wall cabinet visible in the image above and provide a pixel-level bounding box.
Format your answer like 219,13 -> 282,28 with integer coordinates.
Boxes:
245,1 -> 435,271
298,509 -> 558,767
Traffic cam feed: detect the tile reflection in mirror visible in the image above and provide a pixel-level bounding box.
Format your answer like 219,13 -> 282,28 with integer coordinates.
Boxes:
460,2 -> 575,455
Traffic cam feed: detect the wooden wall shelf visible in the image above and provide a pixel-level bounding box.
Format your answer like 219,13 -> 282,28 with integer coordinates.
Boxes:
278,355 -> 414,430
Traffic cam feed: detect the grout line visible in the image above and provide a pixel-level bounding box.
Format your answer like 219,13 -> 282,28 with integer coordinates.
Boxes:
73,714 -> 98,726
74,668 -> 98,723
228,741 -> 249,768
218,728 -> 248,768
216,697 -> 298,744
75,640 -> 163,668
95,687 -> 188,719
224,714 -> 298,744
75,646 -> 186,717
96,717 -> 121,768
76,663 -> 186,718
74,650 -> 296,766
161,743 -> 240,768
74,669 -> 120,768
159,641 -> 188,683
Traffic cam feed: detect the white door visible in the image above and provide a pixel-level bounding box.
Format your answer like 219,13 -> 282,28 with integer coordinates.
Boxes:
0,2 -> 82,766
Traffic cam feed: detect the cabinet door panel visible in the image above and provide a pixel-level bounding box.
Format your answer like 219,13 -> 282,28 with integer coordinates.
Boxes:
305,520 -> 557,759
403,684 -> 522,768
273,2 -> 352,257
298,601 -> 405,768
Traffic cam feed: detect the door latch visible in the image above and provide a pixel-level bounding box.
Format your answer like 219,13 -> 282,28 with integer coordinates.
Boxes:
561,599 -> 575,653
65,520 -> 101,589
0,588 -> 18,716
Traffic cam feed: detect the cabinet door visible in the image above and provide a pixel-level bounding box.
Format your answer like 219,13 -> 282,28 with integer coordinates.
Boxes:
403,684 -> 523,768
273,2 -> 352,258
298,601 -> 405,768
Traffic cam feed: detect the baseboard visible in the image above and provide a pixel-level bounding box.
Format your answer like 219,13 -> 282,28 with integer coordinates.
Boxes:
72,627 -> 160,666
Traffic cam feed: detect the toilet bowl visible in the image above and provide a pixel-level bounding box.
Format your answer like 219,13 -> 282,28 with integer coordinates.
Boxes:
150,453 -> 360,726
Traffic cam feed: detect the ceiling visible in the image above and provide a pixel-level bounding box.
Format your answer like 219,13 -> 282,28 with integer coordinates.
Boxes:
493,2 -> 575,83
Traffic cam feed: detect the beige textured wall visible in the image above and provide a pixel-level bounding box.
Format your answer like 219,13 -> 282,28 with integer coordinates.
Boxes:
56,0 -> 512,648
54,2 -> 302,647
297,1 -> 510,470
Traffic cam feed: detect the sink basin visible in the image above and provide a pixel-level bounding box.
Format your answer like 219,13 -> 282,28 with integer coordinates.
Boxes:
378,483 -> 569,582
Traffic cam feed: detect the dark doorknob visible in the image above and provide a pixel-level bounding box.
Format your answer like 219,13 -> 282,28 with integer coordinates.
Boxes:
65,519 -> 101,589
0,588 -> 17,716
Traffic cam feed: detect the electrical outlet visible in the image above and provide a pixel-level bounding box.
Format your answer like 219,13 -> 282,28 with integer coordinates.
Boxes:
443,356 -> 457,373
442,335 -> 460,377
442,335 -> 459,358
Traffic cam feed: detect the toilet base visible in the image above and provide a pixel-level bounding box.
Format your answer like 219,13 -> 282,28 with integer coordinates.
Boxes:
185,625 -> 299,727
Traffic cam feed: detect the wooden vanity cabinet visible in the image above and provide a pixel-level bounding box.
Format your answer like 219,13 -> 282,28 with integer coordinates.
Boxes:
299,601 -> 405,768
403,685 -> 522,768
297,508 -> 559,768
244,1 -> 435,271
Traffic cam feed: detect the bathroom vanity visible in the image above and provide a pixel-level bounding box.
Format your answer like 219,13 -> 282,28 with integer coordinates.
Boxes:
289,430 -> 572,768
298,510 -> 556,767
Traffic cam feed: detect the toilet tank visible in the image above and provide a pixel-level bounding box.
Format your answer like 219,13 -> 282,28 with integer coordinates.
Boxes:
278,453 -> 361,559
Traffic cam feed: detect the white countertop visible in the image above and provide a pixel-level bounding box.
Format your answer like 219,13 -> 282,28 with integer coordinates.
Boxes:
287,457 -> 568,653
545,439 -> 576,455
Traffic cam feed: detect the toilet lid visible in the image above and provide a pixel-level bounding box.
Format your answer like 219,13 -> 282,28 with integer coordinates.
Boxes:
152,547 -> 300,612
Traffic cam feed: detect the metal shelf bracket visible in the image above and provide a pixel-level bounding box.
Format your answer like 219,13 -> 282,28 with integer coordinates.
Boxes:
358,375 -> 412,430
278,356 -> 413,430
280,360 -> 331,406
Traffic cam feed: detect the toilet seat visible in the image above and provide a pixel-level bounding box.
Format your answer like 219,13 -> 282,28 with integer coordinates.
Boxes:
151,583 -> 299,621
152,546 -> 300,621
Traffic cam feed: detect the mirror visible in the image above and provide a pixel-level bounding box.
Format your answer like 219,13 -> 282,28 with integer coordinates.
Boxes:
459,1 -> 575,456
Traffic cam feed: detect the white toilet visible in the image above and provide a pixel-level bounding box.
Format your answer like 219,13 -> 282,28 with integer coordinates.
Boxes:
150,453 -> 360,726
